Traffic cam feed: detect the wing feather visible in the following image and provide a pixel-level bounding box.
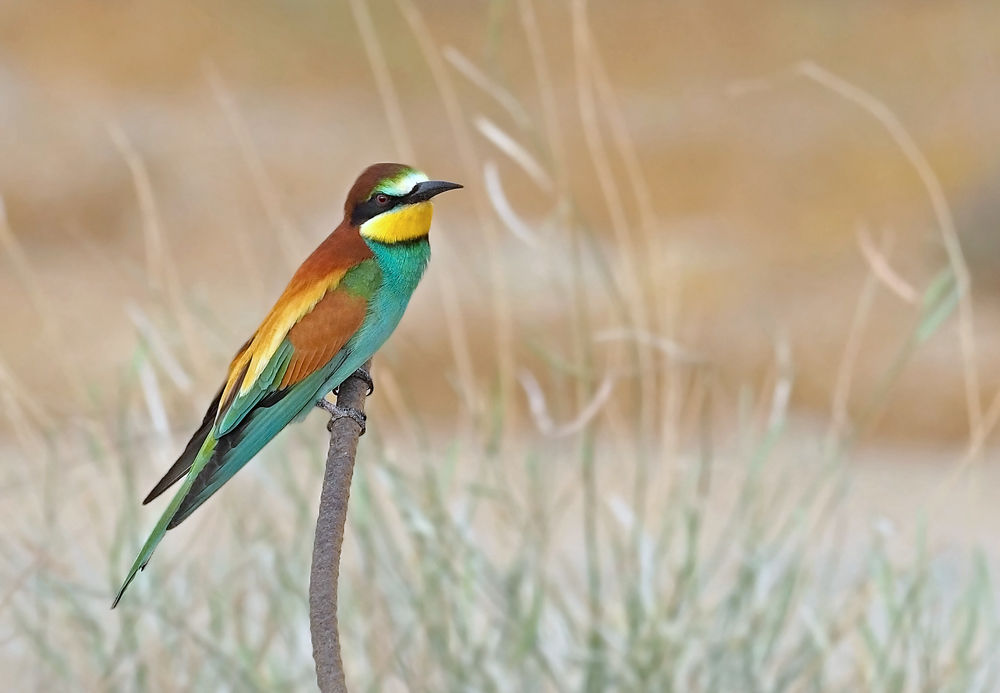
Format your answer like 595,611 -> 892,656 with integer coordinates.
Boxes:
142,387 -> 222,505
279,287 -> 369,389
216,227 -> 374,433
115,225 -> 377,607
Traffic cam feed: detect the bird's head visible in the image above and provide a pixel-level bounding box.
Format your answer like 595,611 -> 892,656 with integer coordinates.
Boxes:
346,163 -> 462,244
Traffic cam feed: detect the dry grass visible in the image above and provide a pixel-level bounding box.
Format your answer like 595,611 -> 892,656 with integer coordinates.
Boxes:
2,1 -> 1000,690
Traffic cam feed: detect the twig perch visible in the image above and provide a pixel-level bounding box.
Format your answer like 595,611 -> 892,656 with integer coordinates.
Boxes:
310,359 -> 372,693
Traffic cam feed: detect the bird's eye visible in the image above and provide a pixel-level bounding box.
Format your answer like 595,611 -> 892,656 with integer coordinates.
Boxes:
375,193 -> 390,205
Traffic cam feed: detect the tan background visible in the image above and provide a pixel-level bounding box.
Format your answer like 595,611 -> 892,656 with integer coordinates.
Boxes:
2,0 -> 1000,441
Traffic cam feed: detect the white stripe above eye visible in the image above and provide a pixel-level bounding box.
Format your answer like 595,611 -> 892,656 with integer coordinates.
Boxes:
376,170 -> 429,197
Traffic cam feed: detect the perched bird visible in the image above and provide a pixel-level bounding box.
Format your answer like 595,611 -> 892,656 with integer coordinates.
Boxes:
113,163 -> 461,606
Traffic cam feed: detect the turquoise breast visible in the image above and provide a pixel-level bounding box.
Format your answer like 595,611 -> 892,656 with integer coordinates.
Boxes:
307,238 -> 431,408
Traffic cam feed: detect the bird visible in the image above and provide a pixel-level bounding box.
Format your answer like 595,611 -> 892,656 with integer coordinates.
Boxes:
113,163 -> 461,607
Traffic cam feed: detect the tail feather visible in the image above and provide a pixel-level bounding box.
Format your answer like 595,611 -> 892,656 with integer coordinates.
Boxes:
167,379 -> 322,528
142,389 -> 222,505
112,368 -> 330,607
112,433 -> 220,608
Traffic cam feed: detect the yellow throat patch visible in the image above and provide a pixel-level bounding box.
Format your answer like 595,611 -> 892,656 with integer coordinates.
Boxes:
360,201 -> 434,244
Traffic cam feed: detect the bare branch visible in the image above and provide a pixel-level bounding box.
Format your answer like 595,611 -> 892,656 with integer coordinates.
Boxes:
310,360 -> 372,693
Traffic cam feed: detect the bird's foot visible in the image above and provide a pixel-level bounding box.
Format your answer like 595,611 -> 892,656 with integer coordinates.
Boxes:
332,366 -> 374,397
315,399 -> 367,436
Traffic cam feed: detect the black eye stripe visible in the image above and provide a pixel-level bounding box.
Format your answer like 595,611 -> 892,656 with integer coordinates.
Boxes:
351,192 -> 404,226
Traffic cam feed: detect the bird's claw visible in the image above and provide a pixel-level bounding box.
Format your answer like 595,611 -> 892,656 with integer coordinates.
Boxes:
332,366 -> 374,397
315,399 -> 367,436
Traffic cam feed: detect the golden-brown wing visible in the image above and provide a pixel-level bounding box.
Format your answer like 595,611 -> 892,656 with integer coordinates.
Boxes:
216,223 -> 373,432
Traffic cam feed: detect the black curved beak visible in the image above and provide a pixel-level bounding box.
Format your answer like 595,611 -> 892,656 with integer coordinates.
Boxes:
408,180 -> 463,203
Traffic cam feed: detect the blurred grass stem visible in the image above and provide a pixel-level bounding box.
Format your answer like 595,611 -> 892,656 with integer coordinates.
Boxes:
396,0 -> 516,432
204,62 -> 306,275
349,0 -> 481,426
108,122 -> 206,374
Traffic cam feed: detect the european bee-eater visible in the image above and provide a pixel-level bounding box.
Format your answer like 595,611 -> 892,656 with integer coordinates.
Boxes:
113,163 -> 461,606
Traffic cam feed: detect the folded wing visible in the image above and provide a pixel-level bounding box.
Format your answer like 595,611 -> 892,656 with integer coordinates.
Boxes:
114,228 -> 377,606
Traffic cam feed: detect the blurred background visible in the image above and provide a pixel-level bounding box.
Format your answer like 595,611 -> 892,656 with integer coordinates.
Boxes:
3,0 -> 1000,434
3,1 -> 1000,690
